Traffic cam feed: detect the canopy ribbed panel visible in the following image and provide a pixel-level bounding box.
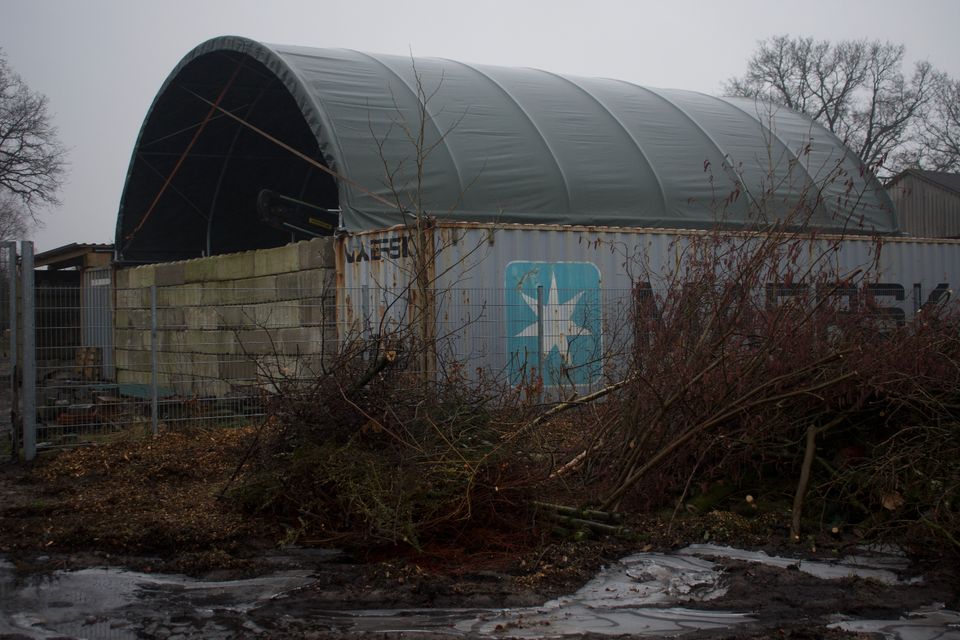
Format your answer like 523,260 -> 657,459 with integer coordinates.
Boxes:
116,36 -> 897,262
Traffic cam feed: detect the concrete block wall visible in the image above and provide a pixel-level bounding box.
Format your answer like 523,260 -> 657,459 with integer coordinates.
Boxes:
114,237 -> 336,396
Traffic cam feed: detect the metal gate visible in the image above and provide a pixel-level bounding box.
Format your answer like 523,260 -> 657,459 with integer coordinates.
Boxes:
3,241 -> 120,461
82,268 -> 114,381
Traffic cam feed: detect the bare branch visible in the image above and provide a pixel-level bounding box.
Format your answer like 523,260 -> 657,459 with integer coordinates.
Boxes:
725,36 -> 939,176
0,49 -> 67,214
916,74 -> 960,172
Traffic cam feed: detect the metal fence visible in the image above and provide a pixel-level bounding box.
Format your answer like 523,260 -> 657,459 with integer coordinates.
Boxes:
6,241 -> 931,460
6,249 -> 645,458
342,284 -> 636,392
25,283 -> 337,451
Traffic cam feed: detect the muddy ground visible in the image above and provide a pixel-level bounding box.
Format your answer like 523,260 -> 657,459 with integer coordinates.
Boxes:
1,432 -> 958,639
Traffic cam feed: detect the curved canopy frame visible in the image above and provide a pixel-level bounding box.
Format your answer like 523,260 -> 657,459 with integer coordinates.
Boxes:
116,36 -> 897,263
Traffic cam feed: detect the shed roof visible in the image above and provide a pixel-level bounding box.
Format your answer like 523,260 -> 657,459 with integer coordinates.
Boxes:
35,243 -> 114,271
887,169 -> 960,196
116,36 -> 896,263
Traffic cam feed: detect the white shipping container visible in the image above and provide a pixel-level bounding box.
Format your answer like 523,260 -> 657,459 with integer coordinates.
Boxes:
336,222 -> 959,393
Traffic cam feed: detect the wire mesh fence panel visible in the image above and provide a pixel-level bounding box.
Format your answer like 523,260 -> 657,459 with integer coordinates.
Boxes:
27,278 -> 340,446
22,277 -> 720,443
34,279 -> 137,448
337,285 -> 639,401
430,286 -> 637,399
115,283 -> 338,432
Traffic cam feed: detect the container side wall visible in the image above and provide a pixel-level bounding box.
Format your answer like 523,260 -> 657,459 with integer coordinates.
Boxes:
338,223 -> 960,395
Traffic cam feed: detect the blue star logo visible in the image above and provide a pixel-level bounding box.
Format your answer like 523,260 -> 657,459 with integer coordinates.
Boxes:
505,261 -> 602,387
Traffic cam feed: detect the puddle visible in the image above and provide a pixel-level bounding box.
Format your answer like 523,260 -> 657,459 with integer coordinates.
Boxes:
304,552 -> 747,637
829,605 -> 960,640
459,551 -> 741,636
678,543 -> 922,585
1,547 -> 957,639
0,559 -> 314,639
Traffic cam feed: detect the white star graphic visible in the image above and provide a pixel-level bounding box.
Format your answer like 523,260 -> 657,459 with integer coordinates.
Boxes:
516,273 -> 591,362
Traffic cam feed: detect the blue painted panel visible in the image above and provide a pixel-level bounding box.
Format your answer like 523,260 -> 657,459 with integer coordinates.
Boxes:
504,261 -> 602,386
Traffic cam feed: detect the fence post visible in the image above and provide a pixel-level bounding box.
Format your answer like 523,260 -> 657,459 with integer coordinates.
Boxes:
20,241 -> 35,461
150,284 -> 158,436
4,242 -> 18,460
536,283 -> 544,403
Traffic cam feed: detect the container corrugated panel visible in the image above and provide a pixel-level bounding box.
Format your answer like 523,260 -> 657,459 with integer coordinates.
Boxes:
336,223 -> 960,393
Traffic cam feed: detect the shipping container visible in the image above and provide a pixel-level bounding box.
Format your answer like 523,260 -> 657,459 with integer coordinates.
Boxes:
336,222 -> 959,396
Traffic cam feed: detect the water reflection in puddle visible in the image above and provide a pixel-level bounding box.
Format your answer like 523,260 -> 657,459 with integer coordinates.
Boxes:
679,543 -> 921,585
0,559 -> 313,639
324,553 -> 747,637
1,546 -> 956,639
830,605 -> 960,640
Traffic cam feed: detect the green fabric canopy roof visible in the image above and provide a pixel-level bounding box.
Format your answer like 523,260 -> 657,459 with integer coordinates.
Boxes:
116,36 -> 897,263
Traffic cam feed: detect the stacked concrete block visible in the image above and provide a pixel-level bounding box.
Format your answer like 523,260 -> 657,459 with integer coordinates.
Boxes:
114,237 -> 337,397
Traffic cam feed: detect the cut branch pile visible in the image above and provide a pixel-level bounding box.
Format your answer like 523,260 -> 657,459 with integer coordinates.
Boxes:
516,211 -> 960,554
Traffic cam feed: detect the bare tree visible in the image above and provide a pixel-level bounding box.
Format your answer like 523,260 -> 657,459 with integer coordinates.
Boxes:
725,36 -> 935,175
0,49 -> 66,221
917,74 -> 960,172
0,193 -> 31,241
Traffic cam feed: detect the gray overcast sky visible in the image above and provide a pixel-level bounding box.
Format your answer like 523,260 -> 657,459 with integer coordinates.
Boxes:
2,0 -> 959,253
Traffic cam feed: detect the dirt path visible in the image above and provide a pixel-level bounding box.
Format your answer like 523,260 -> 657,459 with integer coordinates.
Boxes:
2,434 -> 958,639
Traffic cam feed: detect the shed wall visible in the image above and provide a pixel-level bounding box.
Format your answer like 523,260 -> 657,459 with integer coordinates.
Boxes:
887,174 -> 960,238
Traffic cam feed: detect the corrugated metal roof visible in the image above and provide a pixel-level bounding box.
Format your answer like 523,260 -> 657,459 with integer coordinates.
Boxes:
888,169 -> 960,196
35,243 -> 114,270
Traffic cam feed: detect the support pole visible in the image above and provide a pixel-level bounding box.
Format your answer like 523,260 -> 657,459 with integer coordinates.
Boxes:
150,284 -> 159,435
4,242 -> 17,460
537,284 -> 544,403
21,241 -> 35,461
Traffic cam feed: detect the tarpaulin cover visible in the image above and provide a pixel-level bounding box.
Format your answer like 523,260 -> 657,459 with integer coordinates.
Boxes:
116,36 -> 897,262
